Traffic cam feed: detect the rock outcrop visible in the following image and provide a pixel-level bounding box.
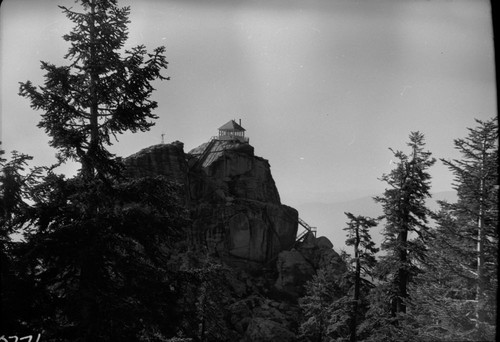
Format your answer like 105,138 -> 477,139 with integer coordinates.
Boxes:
124,139 -> 298,268
274,233 -> 346,298
123,137 -> 350,340
123,141 -> 187,184
188,139 -> 281,203
296,233 -> 346,272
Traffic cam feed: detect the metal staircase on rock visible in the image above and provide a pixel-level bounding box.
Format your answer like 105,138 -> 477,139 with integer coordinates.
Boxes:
194,138 -> 217,168
295,217 -> 316,242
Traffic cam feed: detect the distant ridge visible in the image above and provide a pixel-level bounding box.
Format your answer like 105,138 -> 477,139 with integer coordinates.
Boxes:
294,191 -> 457,253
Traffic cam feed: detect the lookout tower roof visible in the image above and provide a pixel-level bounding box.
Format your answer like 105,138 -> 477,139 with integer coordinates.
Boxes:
217,119 -> 249,143
218,120 -> 245,132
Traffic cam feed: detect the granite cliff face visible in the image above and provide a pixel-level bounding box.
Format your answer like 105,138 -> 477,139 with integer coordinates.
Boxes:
188,139 -> 281,203
123,141 -> 187,183
124,139 -> 298,268
124,138 -> 348,340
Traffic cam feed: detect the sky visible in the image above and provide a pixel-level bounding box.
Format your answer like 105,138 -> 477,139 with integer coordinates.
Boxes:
0,0 -> 497,241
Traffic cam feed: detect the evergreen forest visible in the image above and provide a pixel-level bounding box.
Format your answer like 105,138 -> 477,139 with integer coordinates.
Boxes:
1,1 -> 497,341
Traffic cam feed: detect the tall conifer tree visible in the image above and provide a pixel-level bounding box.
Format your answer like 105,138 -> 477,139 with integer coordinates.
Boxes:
12,1 -> 182,340
19,0 -> 169,180
440,118 -> 498,332
413,118 -> 498,340
404,119 -> 498,341
374,132 -> 435,318
343,212 -> 379,342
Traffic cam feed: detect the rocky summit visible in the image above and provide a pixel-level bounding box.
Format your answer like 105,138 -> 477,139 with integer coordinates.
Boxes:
124,138 -> 298,269
122,123 -> 348,271
123,128 -> 347,341
123,134 -> 345,279
125,140 -> 298,268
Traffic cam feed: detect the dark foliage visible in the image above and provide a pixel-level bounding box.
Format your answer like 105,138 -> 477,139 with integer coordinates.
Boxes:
169,254 -> 234,341
373,132 -> 435,317
18,0 -> 169,180
343,213 -> 379,342
3,174 -> 189,341
409,118 -> 498,341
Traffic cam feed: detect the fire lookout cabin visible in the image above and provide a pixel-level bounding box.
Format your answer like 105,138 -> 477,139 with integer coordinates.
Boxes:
217,119 -> 249,143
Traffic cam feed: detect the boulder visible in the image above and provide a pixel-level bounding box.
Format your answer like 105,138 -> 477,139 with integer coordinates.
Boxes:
297,234 -> 346,273
317,235 -> 334,249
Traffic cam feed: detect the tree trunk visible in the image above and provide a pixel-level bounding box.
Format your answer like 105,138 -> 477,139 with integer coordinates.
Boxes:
80,256 -> 98,342
86,0 -> 99,181
80,3 -> 99,341
475,146 -> 487,329
397,227 -> 408,315
350,224 -> 360,342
